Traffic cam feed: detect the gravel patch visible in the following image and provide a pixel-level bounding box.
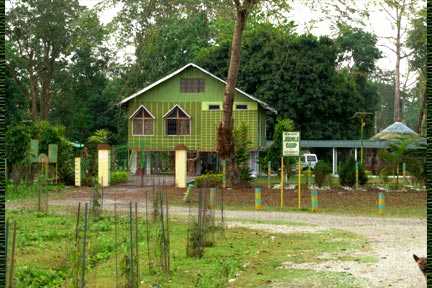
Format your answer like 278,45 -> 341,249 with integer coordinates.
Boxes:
9,192 -> 426,288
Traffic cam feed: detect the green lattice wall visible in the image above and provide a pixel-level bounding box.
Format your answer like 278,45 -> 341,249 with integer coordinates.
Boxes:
126,66 -> 269,152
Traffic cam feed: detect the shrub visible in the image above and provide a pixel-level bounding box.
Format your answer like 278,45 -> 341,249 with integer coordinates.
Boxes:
111,170 -> 128,185
339,157 -> 367,187
314,161 -> 332,187
195,173 -> 223,188
16,266 -> 65,288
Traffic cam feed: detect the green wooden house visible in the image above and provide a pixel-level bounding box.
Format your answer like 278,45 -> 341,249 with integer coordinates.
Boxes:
119,63 -> 276,176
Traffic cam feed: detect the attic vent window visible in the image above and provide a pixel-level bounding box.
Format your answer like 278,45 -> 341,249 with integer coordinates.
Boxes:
208,104 -> 220,111
180,78 -> 205,93
164,105 -> 191,135
131,106 -> 155,136
236,104 -> 248,110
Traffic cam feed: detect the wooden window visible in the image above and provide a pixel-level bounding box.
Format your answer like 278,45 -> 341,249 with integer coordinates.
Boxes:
208,104 -> 220,111
131,106 -> 154,135
180,78 -> 205,93
164,106 -> 191,135
236,104 -> 248,110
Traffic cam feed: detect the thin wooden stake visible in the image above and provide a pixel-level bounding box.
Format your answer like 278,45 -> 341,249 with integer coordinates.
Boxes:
145,186 -> 151,273
134,202 -> 140,284
75,203 -> 81,245
128,202 -> 135,287
8,221 -> 17,288
114,194 -> 119,288
79,203 -> 89,288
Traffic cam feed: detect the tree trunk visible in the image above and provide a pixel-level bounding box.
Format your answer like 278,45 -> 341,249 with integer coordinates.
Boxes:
417,87 -> 427,135
394,7 -> 402,122
217,8 -> 248,185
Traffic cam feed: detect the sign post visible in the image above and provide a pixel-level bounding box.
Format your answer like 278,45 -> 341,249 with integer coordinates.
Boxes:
282,132 -> 300,209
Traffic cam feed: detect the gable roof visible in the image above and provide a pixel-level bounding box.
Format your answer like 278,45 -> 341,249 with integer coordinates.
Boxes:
118,63 -> 277,114
162,104 -> 192,118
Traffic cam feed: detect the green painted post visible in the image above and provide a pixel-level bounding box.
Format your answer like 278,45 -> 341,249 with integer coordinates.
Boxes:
267,161 -> 271,189
378,192 -> 385,215
355,161 -> 359,191
255,187 -> 263,210
311,190 -> 319,212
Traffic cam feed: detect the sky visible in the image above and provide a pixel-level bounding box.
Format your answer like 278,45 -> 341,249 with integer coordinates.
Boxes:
80,0 -> 424,87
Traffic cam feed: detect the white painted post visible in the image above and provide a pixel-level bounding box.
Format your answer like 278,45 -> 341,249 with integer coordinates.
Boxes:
354,148 -> 358,161
332,148 -> 338,175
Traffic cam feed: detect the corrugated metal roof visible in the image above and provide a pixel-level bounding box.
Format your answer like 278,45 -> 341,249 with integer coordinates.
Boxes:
300,140 -> 388,148
371,122 -> 419,140
265,139 -> 426,149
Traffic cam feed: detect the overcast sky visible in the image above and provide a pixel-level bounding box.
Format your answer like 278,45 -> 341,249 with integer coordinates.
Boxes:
80,0 -> 424,86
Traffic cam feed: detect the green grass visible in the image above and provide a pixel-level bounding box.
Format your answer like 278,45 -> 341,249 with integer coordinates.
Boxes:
6,182 -> 64,201
6,209 -> 372,288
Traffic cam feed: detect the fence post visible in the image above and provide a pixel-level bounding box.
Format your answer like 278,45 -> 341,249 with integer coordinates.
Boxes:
378,192 -> 385,215
8,221 -> 17,288
255,187 -> 263,210
311,190 -> 319,212
79,203 -> 88,288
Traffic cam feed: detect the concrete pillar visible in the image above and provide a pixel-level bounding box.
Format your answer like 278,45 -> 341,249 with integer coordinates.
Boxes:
74,157 -> 81,187
175,144 -> 187,188
98,144 -> 111,187
332,147 -> 338,175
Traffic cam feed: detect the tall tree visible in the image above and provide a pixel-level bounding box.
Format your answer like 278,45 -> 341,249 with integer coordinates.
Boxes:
6,0 -> 83,120
377,0 -> 418,122
406,6 -> 426,134
198,24 -> 380,140
217,0 -> 289,184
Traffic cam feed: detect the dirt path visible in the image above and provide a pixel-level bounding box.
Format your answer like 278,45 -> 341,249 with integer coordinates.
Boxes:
42,195 -> 427,288
220,210 -> 426,288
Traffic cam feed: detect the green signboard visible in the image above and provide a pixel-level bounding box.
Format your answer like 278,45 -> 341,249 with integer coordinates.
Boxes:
30,139 -> 39,163
48,144 -> 58,163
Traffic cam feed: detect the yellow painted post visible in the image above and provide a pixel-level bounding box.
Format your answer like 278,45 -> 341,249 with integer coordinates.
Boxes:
255,187 -> 263,210
175,144 -> 187,188
280,157 -> 284,208
378,192 -> 385,215
311,190 -> 319,212
297,157 -> 301,209
97,144 -> 111,187
75,157 -> 81,187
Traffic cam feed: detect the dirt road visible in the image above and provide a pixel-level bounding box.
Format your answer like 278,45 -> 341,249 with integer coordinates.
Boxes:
45,193 -> 427,288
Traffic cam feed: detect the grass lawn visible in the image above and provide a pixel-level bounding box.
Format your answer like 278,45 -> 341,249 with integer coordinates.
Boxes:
6,209 -> 373,288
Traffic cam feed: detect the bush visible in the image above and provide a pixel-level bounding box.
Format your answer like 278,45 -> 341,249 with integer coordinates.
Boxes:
339,157 -> 367,187
314,161 -> 332,187
111,171 -> 128,184
195,173 -> 223,188
16,266 -> 65,288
